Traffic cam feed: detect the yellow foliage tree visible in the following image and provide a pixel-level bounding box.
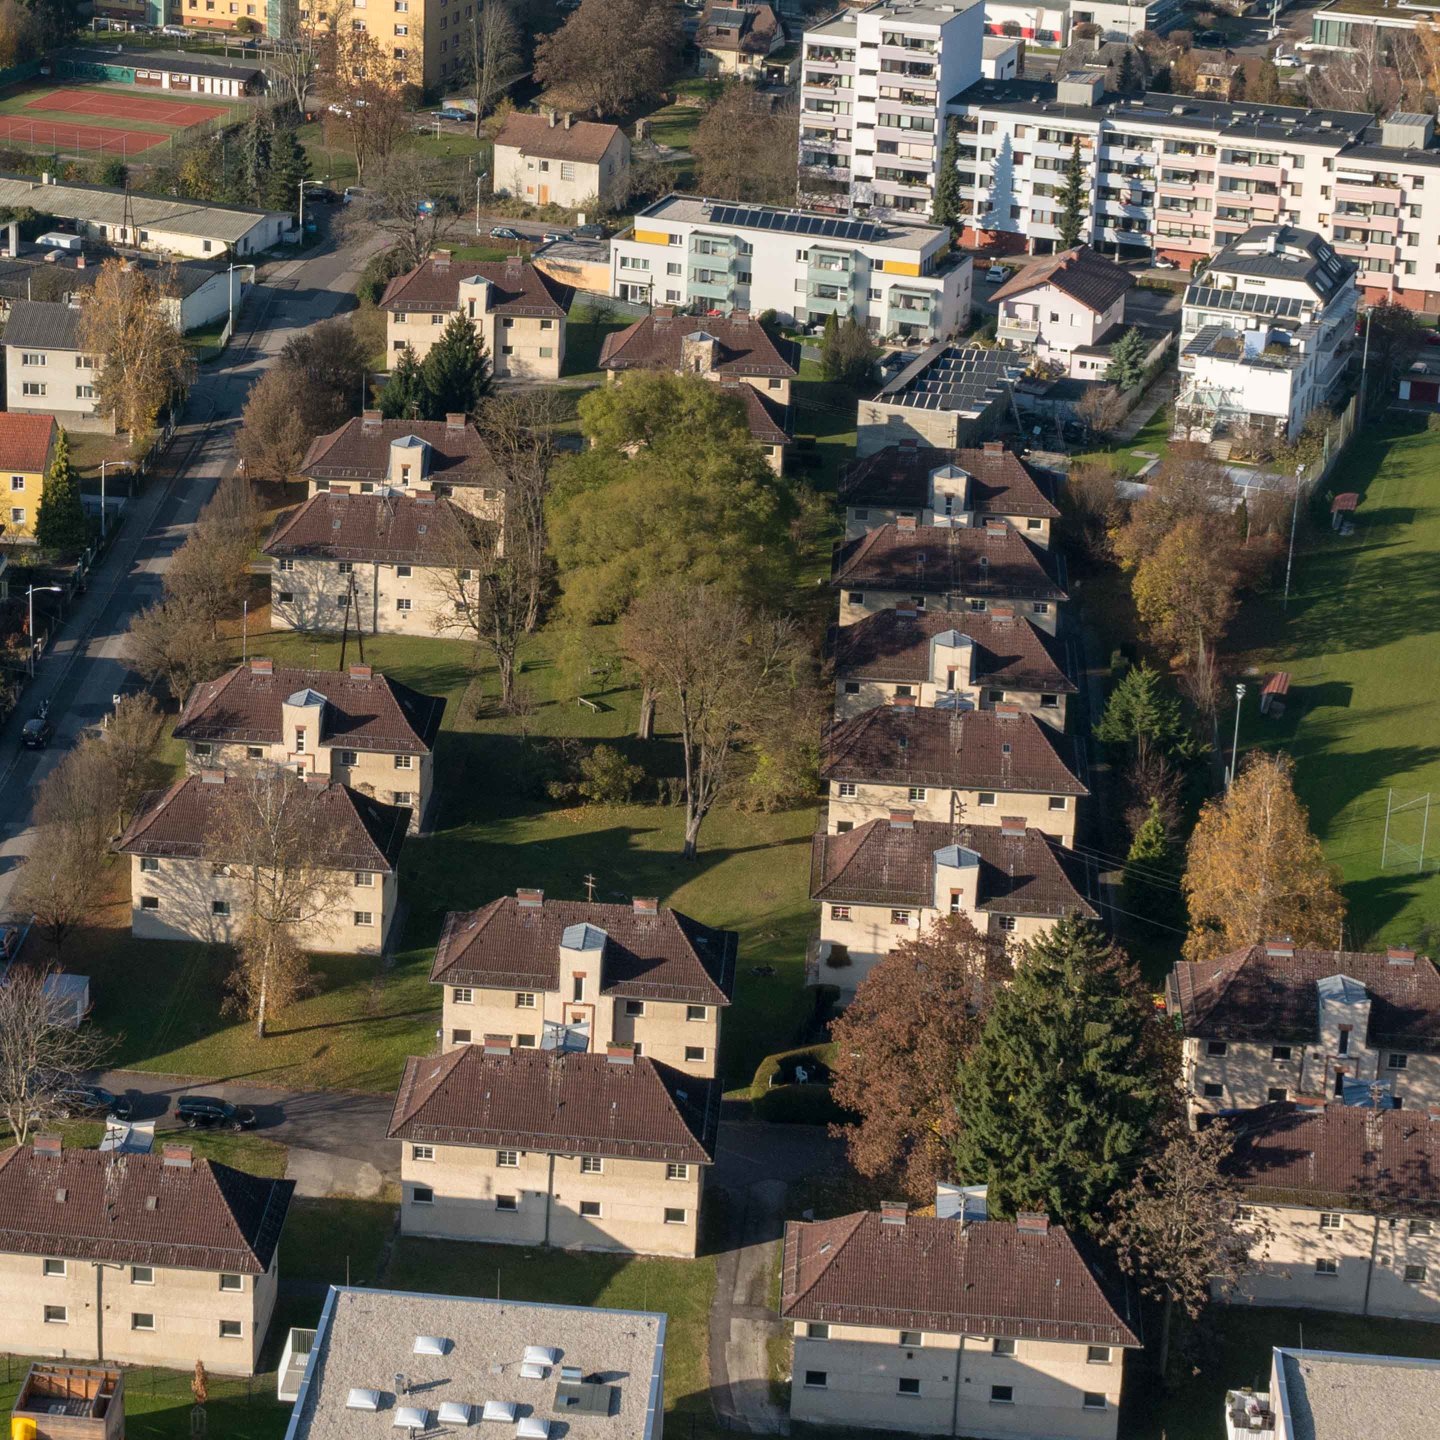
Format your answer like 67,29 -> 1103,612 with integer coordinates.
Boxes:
1131,513 -> 1238,663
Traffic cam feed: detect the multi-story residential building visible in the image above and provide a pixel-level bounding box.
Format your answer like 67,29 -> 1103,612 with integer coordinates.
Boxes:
1224,1101 -> 1440,1320
492,112 -> 631,213
389,1041 -> 716,1258
833,606 -> 1075,726
428,890 -> 735,1079
610,195 -> 971,342
116,771 -> 409,954
0,414 -> 57,542
821,704 -> 1087,843
810,812 -> 1094,991
1166,942 -> 1440,1118
781,1205 -> 1139,1439
833,520 -> 1067,633
698,2 -> 789,78
173,659 -> 445,833
1175,225 -> 1357,443
0,1138 -> 293,1376
381,253 -> 571,381
840,441 -> 1060,544
856,345 -> 1025,452
4,302 -> 107,432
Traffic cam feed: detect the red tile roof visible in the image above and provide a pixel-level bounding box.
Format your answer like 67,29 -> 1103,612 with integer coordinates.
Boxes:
724,380 -> 791,447
387,1046 -> 717,1164
264,492 -> 475,567
0,412 -> 56,472
493,112 -> 625,167
0,1145 -> 293,1274
300,416 -> 504,489
598,311 -> 797,379
782,1211 -> 1139,1347
380,255 -> 571,317
841,444 -> 1059,519
833,523 -> 1066,603
991,244 -> 1134,314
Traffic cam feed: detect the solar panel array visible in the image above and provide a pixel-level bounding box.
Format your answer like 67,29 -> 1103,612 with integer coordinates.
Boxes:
892,348 -> 1023,412
706,203 -> 887,243
1187,286 -> 1307,319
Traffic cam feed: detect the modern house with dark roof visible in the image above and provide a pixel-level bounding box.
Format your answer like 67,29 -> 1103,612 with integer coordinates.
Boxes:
698,3 -> 790,79
810,812 -> 1094,992
493,110 -> 631,211
174,659 -> 445,834
0,1137 -> 294,1375
781,1205 -> 1138,1438
992,246 -> 1135,379
833,606 -> 1075,729
429,890 -> 736,1079
388,1041 -> 717,1257
115,771 -> 410,954
1166,941 -> 1440,1116
822,704 -> 1087,846
381,251 -> 572,380
3,301 -> 107,432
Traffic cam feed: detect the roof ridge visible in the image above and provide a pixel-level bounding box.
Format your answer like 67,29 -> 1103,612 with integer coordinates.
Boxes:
789,1211 -> 868,1310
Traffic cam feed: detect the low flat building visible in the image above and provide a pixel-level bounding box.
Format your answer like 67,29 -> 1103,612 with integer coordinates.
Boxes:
992,245 -> 1134,379
698,3 -> 789,78
53,45 -> 264,96
493,111 -> 631,212
389,1042 -> 716,1258
0,413 -> 57,542
857,345 -> 1025,455
430,890 -> 735,1078
0,1137 -> 293,1376
116,771 -> 409,955
11,1363 -> 123,1440
173,659 -> 445,834
811,812 -> 1095,992
4,302 -> 106,432
782,1206 -> 1139,1439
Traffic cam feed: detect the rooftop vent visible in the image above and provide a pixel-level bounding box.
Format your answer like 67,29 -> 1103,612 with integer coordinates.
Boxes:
414,1336 -> 449,1357
438,1402 -> 473,1426
523,1346 -> 560,1367
482,1402 -> 518,1423
393,1406 -> 429,1430
516,1421 -> 550,1440
559,1367 -> 583,1386
347,1390 -> 382,1412
519,1363 -> 549,1381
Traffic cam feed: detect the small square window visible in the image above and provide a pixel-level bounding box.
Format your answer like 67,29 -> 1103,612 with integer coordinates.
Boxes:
579,1200 -> 602,1218
1320,1213 -> 1344,1230
907,786 -> 926,802
132,1313 -> 155,1331
806,1323 -> 829,1339
496,1194 -> 519,1212
1404,1264 -> 1428,1284
804,1372 -> 827,1389
897,1378 -> 920,1396
354,911 -> 374,927
44,1305 -> 66,1324
1410,1220 -> 1433,1236
219,1320 -> 243,1339
1389,1053 -> 1410,1070
625,1000 -> 646,1017
517,1034 -> 536,1048
667,1163 -> 690,1181
516,992 -> 536,1008
978,792 -> 997,807
843,681 -> 861,694
686,1005 -> 708,1022
412,1185 -> 434,1204
837,782 -> 857,799
1315,1258 -> 1338,1276
1203,1082 -> 1224,1098
140,857 -> 159,873
453,986 -> 473,1004
1272,1046 -> 1292,1061
396,565 -> 412,578
830,905 -> 852,921
411,1145 -> 435,1162
42,1258 -> 65,1277
899,1331 -> 922,1347
1048,796 -> 1067,811
993,1338 -> 1015,1355
846,592 -> 864,605
1268,1087 -> 1288,1102
664,1207 -> 688,1224
1082,1393 -> 1107,1412
1087,1346 -> 1111,1364
497,1150 -> 519,1168
396,598 -> 412,613
211,900 -> 230,917
140,896 -> 160,911
1206,1041 -> 1229,1057
990,1385 -> 1014,1404
685,1045 -> 706,1063
891,909 -> 912,926
219,1273 -> 242,1292
581,1156 -> 604,1174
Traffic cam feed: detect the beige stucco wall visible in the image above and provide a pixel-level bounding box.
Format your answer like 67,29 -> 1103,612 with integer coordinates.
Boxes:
270,556 -> 465,638
0,1249 -> 278,1376
494,131 -> 631,210
5,344 -> 109,432
834,679 -> 1067,730
399,1142 -> 703,1258
836,589 -> 1060,637
827,782 -> 1076,847
789,1324 -> 1123,1439
387,308 -> 565,381
844,504 -> 1052,550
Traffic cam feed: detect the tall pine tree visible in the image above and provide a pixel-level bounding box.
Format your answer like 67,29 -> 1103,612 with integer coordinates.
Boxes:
262,125 -> 311,213
933,117 -> 962,231
419,312 -> 492,419
1094,662 -> 1187,755
1057,135 -> 1088,249
1123,798 -> 1177,923
952,917 -> 1172,1230
34,428 -> 88,553
381,344 -> 425,420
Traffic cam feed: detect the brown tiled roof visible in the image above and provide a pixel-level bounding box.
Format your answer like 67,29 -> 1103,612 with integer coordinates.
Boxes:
0,412 -> 55,472
380,255 -> 571,317
834,608 -> 1074,694
698,2 -> 783,55
841,444 -> 1060,519
387,1046 -> 717,1165
264,492 -> 474,567
781,1212 -> 1139,1347
1227,1103 -> 1440,1218
300,416 -> 505,489
0,1146 -> 293,1274
833,524 -> 1066,603
431,895 -> 735,1007
174,663 -> 445,754
598,311 -> 798,379
821,706 -> 1088,796
810,817 -> 1095,918
991,244 -> 1134,314
115,774 -> 410,873
724,381 -> 791,447
1167,946 -> 1440,1053
493,112 -> 624,167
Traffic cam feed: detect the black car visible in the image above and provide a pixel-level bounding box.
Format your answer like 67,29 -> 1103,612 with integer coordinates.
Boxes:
21,717 -> 52,749
304,184 -> 341,205
1195,28 -> 1226,46
175,1095 -> 256,1130
56,1085 -> 133,1122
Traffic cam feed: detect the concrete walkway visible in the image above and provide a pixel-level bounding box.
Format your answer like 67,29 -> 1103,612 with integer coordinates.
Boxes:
1113,373 -> 1175,445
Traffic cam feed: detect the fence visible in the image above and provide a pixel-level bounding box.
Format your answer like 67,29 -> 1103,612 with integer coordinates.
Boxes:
0,1353 -> 274,1417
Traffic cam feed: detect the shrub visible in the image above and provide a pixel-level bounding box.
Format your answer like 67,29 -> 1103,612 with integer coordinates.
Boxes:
750,1042 -> 839,1101
576,744 -> 645,805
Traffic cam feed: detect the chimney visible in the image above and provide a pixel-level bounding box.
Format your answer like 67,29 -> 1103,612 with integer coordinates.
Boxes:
564,112 -> 574,130
984,518 -> 1008,534
982,440 -> 1004,455
199,769 -> 227,785
897,514 -> 918,531
880,1200 -> 908,1226
504,254 -> 523,277
1015,1212 -> 1050,1234
517,887 -> 544,908
606,1044 -> 636,1065
999,815 -> 1025,838
1387,947 -> 1417,965
33,1134 -> 62,1159
888,809 -> 915,829
445,412 -> 466,433
995,705 -> 1021,720
76,254 -> 85,270
990,604 -> 1015,622
250,657 -> 273,674
361,409 -> 382,433
547,107 -> 558,127
1265,939 -> 1295,958
348,663 -> 373,680
162,1144 -> 193,1168
891,693 -> 917,708
483,1035 -> 512,1056
633,896 -> 659,915
431,249 -> 451,272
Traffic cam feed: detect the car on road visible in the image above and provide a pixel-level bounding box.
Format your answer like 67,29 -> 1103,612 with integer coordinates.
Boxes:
1152,255 -> 1179,270
541,230 -> 571,243
1194,28 -> 1226,47
1273,50 -> 1300,68
574,223 -> 607,239
175,1095 -> 256,1131
56,1085 -> 133,1122
490,226 -> 521,240
984,264 -> 1007,283
431,108 -> 471,123
303,184 -> 341,204
20,716 -> 52,750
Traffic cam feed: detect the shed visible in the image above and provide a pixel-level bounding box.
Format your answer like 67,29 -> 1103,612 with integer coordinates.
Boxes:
1259,671 -> 1290,716
1331,492 -> 1358,531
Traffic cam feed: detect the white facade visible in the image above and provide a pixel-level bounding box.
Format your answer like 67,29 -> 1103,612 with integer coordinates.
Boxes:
5,339 -> 106,431
996,277 -> 1127,377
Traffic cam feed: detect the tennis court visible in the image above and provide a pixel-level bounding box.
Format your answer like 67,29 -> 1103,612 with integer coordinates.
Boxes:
22,87 -> 234,127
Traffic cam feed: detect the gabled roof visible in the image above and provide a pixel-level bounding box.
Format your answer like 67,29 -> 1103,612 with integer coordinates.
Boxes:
300,416 -> 505,489
0,1145 -> 293,1274
174,663 -> 445,754
493,112 -> 625,167
380,255 -> 572,317
990,244 -> 1133,313
4,299 -> 84,351
0,412 -> 56,472
387,1047 -> 717,1165
821,705 -> 1088,796
599,310 -> 798,379
841,443 -> 1060,519
1201,225 -> 1354,302
430,895 -> 735,1007
781,1212 -> 1139,1347
833,523 -> 1066,602
698,3 -> 785,56
724,380 -> 792,447
264,492 -> 474,567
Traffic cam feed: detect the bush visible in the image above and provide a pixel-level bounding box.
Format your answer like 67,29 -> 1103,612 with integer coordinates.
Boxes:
750,1042 -> 839,1101
356,246 -> 410,306
1426,412 -> 1440,433
235,15 -> 260,33
754,1084 -> 847,1125
576,744 -> 645,805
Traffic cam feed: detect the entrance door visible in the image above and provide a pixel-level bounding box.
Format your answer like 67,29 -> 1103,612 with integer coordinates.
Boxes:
537,185 -> 549,206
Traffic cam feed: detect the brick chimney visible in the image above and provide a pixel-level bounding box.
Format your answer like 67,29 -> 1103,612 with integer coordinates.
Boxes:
999,815 -> 1025,837
33,1134 -> 61,1159
990,604 -> 1015,622
361,409 -> 382,433
888,809 -> 915,829
517,887 -> 544,908
606,1044 -> 636,1065
199,769 -> 227,785
984,518 -> 1008,534
897,514 -> 918,531
1265,939 -> 1295,958
348,664 -> 372,680
982,440 -> 1004,455
1016,1212 -> 1050,1234
250,657 -> 273,674
633,896 -> 659,915
880,1200 -> 908,1226
445,412 -> 466,433
162,1144 -> 193,1168
995,704 -> 1021,720
431,249 -> 451,271
1388,947 -> 1417,965
483,1035 -> 512,1056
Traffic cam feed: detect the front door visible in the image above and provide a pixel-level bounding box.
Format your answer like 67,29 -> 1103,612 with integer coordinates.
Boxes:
538,185 -> 549,206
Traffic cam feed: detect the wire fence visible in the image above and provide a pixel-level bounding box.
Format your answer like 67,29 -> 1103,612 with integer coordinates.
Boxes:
0,1353 -> 275,1416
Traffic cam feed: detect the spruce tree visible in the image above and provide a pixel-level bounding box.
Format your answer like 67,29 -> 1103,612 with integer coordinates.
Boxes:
262,125 -> 311,213
933,117 -> 962,230
381,344 -> 425,420
34,428 -> 89,553
418,312 -> 492,419
1105,326 -> 1150,389
1123,798 -> 1176,922
1094,661 -> 1186,755
951,917 -> 1171,1230
1057,135 -> 1088,249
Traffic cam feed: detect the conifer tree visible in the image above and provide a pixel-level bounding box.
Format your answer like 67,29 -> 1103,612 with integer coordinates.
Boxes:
418,312 -> 492,419
1123,798 -> 1176,922
933,117 -> 962,230
1057,135 -> 1088,249
262,125 -> 311,213
380,344 -> 425,420
1094,662 -> 1187,756
34,429 -> 88,553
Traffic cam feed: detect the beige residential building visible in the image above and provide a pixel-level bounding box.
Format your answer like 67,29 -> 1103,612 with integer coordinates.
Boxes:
173,659 -> 445,833
1166,942 -> 1440,1118
1225,1101 -> 1440,1321
389,1041 -> 716,1258
810,812 -> 1094,994
430,890 -> 735,1079
115,771 -> 409,955
4,302 -> 108,433
381,253 -> 571,381
833,607 -> 1075,729
493,112 -> 631,212
821,705 -> 1088,846
781,1206 -> 1139,1438
0,1137 -> 293,1376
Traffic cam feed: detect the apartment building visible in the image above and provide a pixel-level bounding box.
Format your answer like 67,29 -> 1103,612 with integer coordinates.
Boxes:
782,1206 -> 1138,1439
493,112 -> 630,212
610,194 -> 971,342
821,704 -> 1087,843
810,812 -> 1094,991
833,606 -> 1074,726
856,344 -> 1025,452
381,253 -> 571,381
0,414 -> 57,542
116,771 -> 409,954
173,659 -> 445,833
991,245 -> 1134,377
389,1042 -> 716,1258
1166,942 -> 1440,1118
4,302 -> 108,432
1175,225 -> 1357,443
1225,1102 -> 1440,1321
0,1138 -> 293,1376
428,890 -> 736,1079
290,0 -> 445,89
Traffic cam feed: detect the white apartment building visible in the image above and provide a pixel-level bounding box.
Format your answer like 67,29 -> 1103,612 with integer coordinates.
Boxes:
1175,225 -> 1357,443
611,194 -> 971,341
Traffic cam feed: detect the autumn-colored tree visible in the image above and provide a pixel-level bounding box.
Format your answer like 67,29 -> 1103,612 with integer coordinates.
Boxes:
830,914 -> 1006,1201
693,84 -> 799,207
321,26 -> 421,182
534,0 -> 682,117
103,693 -> 166,833
1113,444 -> 1232,571
126,593 -> 228,703
0,0 -> 41,70
237,368 -> 313,486
1182,751 -> 1346,962
1132,513 -> 1239,662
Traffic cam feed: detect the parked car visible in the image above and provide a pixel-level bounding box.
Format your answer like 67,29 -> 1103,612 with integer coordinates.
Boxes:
574,223 -> 607,239
985,264 -> 1007,283
1195,28 -> 1226,47
1152,255 -> 1179,270
175,1095 -> 256,1130
432,107 -> 471,123
56,1086 -> 133,1122
542,230 -> 571,243
1273,50 -> 1300,68
21,716 -> 52,750
303,184 -> 341,204
490,226 -> 521,240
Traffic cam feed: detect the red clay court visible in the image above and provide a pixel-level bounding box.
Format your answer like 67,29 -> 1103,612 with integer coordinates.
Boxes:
0,114 -> 170,153
23,87 -> 233,127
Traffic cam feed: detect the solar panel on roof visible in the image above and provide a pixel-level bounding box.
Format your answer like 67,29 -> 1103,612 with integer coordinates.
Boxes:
705,202 -> 885,244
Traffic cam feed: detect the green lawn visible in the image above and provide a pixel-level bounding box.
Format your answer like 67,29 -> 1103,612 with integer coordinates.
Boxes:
565,300 -> 635,382
792,358 -> 859,497
1072,397 -> 1173,477
282,1194 -> 397,1288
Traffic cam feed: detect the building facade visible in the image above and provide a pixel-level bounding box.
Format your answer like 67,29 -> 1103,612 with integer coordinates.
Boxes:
0,413 -> 57,541
4,303 -> 108,432
991,245 -> 1134,378
493,111 -> 631,212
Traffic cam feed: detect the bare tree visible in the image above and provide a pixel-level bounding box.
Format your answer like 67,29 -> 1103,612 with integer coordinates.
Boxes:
371,151 -> 463,272
320,27 -> 422,182
237,368 -> 314,486
127,594 -> 228,704
104,695 -> 166,833
463,0 -> 524,137
482,389 -> 559,632
266,0 -> 322,113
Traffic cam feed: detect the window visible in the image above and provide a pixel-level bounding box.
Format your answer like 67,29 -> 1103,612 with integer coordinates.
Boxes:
496,1194 -> 519,1211
132,1313 -> 155,1331
1410,1220 -> 1433,1236
141,896 -> 160,911
804,1372 -> 828,1389
806,1323 -> 830,1339
411,1145 -> 435,1162
412,1185 -> 434,1204
1082,1393 -> 1107,1412
1272,1046 -> 1292,1061
219,1320 -> 243,1339
276,558 -> 295,573
993,1338 -> 1016,1356
561,162 -> 575,181
1389,1053 -> 1410,1070
1268,1087 -> 1288,1103
579,1200 -> 602,1218
395,754 -> 414,770
20,352 -> 45,365
572,975 -> 585,1002
837,782 -> 857,799
396,598 -> 412,613
1404,1264 -> 1428,1284
497,1150 -> 519,1168
685,1045 -> 706,1064
1087,1346 -> 1111,1364
990,1386 -> 1014,1404
1315,1258 -> 1339,1276
516,992 -> 536,1008
354,911 -> 374,927
978,792 -> 997,807
843,681 -> 861,695
907,786 -> 927,802
451,1029 -> 472,1045
1206,1041 -> 1229,1057
211,900 -> 230,917
44,1305 -> 66,1324
667,1163 -> 690,1181
517,1034 -> 536,1048
9,476 -> 23,491
581,1156 -> 604,1174
1338,1028 -> 1351,1056
22,382 -> 46,396
897,1378 -> 920,1396
396,565 -> 413,578
140,857 -> 159,873
1320,1213 -> 1344,1231
846,592 -> 864,605
664,1207 -> 688,1224
42,1258 -> 65,1277
899,1331 -> 922,1347
996,915 -> 1018,933
10,508 -> 22,524
451,986 -> 473,1004
687,1005 -> 708,1022
1040,693 -> 1059,709
625,1000 -> 646,1017
1203,1082 -> 1223,1099
1048,796 -> 1067,811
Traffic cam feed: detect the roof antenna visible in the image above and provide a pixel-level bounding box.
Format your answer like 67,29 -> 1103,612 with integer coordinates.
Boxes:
584,872 -> 597,901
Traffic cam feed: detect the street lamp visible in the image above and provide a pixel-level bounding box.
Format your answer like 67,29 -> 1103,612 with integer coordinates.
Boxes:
227,262 -> 257,335
1228,682 -> 1247,791
474,171 -> 488,234
299,178 -> 306,234
26,585 -> 63,677
99,458 -> 132,538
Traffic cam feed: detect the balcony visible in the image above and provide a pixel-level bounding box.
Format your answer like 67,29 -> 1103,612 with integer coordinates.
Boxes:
1224,1390 -> 1275,1440
807,284 -> 858,317
1219,162 -> 1282,186
279,1328 -> 317,1402
997,316 -> 1040,344
1336,178 -> 1402,206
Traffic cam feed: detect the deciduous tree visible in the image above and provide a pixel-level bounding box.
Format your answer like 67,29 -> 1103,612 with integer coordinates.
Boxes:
1132,513 -> 1239,662
103,693 -> 165,832
320,27 -> 421,182
237,368 -> 314,485
1360,299 -> 1422,415
279,318 -> 370,431
266,0 -> 322,113
34,428 -> 87,553
462,0 -> 524,135
821,315 -> 879,388
1113,444 -> 1233,571
371,150 -> 463,273
534,0 -> 682,117
126,593 -> 228,703
693,83 -> 799,207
